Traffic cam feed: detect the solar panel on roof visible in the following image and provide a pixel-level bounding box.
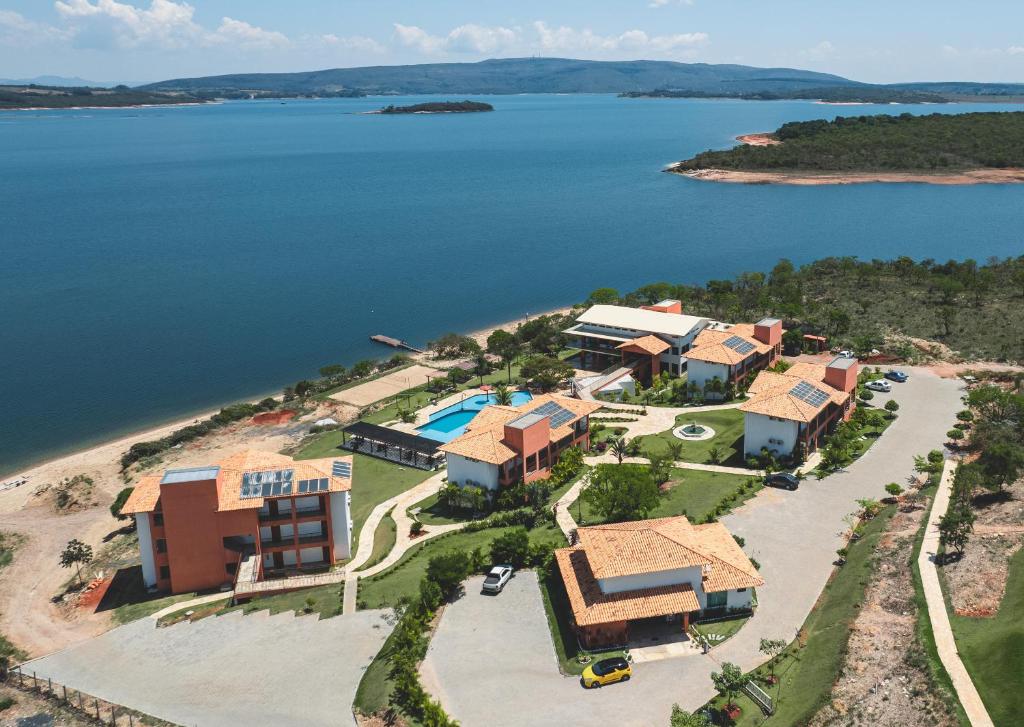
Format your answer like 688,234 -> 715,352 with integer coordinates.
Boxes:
523,400 -> 575,428
332,460 -> 352,478
789,381 -> 830,408
723,335 -> 756,355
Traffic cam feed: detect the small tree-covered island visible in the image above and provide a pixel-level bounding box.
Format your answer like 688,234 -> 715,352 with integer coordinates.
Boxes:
670,111 -> 1024,185
373,100 -> 494,114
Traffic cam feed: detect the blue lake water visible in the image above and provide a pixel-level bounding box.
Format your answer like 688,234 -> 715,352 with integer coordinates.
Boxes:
416,391 -> 534,442
1,95 -> 1022,474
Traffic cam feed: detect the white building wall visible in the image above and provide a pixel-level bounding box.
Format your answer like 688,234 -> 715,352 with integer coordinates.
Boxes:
135,513 -> 157,588
687,360 -> 730,396
330,491 -> 352,559
743,412 -> 799,457
727,588 -> 754,610
599,565 -> 704,594
446,454 -> 501,491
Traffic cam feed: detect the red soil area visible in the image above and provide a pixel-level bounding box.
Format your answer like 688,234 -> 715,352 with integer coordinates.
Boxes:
252,410 -> 297,425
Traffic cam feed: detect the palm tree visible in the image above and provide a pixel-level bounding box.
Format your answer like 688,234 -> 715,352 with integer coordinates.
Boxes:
474,353 -> 489,387
493,383 -> 513,406
667,441 -> 684,462
609,437 -> 629,464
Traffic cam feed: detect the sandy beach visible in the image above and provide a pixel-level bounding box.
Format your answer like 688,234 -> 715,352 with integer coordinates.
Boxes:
736,132 -> 780,146
669,166 -> 1024,186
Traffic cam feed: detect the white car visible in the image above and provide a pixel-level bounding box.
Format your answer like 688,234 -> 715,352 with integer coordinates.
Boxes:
837,350 -> 855,359
482,565 -> 513,593
865,379 -> 892,393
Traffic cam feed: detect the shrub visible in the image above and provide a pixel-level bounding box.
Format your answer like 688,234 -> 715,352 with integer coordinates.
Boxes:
489,528 -> 530,567
946,429 -> 964,441
885,483 -> 904,497
426,551 -> 472,600
410,521 -> 423,535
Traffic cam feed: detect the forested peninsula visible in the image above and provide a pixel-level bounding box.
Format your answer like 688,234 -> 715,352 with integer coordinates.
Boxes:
670,112 -> 1024,185
0,85 -> 205,110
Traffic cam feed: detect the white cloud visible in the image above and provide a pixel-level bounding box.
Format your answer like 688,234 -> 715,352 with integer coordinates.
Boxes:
55,0 -> 203,49
649,0 -> 695,7
799,40 -> 835,60
533,21 -> 708,57
394,23 -> 519,55
0,10 -> 71,46
316,34 -> 387,54
1007,46 -> 1024,55
213,17 -> 289,49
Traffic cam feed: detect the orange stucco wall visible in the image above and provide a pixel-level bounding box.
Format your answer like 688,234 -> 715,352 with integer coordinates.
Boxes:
641,300 -> 682,315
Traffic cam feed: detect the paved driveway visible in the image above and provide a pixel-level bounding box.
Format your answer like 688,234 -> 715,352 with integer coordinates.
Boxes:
421,572 -> 717,727
422,370 -> 964,724
23,608 -> 394,727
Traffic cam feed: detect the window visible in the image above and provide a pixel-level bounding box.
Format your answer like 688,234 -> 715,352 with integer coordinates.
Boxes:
737,588 -> 747,593
159,565 -> 170,580
671,346 -> 679,356
706,591 -> 727,609
153,512 -> 164,526
225,562 -> 237,576
155,538 -> 167,554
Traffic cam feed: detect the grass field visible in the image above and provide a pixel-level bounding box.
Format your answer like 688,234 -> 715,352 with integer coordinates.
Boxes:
356,509 -> 397,572
637,408 -> 749,467
947,548 -> 1024,726
357,523 -> 566,610
570,467 -> 756,526
704,503 -> 896,725
693,615 -> 750,646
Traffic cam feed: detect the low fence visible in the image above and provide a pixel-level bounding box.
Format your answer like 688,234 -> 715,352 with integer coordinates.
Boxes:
742,679 -> 775,715
7,665 -> 175,727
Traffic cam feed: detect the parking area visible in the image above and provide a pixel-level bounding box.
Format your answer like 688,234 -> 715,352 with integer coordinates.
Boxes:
420,572 -> 718,727
422,370 -> 964,722
23,608 -> 394,727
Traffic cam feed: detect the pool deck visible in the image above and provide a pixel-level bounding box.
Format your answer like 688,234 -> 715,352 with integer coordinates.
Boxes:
389,386 -> 492,433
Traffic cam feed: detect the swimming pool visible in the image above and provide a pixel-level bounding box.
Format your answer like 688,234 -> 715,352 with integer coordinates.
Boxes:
416,391 -> 533,443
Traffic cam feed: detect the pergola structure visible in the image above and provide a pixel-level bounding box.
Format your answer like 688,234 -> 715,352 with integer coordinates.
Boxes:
616,335 -> 670,384
341,422 -> 445,470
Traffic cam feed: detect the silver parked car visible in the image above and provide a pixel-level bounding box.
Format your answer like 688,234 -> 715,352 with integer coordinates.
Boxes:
482,565 -> 513,593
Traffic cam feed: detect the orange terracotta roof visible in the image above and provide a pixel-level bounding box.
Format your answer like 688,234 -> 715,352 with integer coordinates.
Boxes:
439,394 -> 600,465
574,516 -> 762,589
555,548 -> 700,626
120,474 -> 163,515
685,324 -> 774,366
616,334 -> 670,356
739,365 -> 849,423
120,450 -> 353,514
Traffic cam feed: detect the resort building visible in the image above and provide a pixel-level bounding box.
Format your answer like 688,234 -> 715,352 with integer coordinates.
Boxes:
555,516 -> 763,648
740,357 -> 858,458
439,394 -> 601,490
121,450 -> 353,595
685,318 -> 784,399
563,301 -> 711,381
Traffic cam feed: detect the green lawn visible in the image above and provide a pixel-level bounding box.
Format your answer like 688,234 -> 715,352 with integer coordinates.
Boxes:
570,468 -> 756,526
693,615 -> 750,646
112,590 -> 203,625
407,491 -> 466,526
948,547 -> 1024,726
637,408 -> 750,467
292,447 -> 434,562
704,503 -> 897,725
357,523 -> 566,610
356,510 -> 397,572
157,581 -> 346,626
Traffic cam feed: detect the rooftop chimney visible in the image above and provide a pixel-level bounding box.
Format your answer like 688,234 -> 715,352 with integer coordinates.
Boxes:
824,356 -> 858,392
641,299 -> 682,315
753,318 -> 782,346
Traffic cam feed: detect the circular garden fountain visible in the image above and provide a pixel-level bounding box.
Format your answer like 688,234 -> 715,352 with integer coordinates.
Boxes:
672,421 -> 716,441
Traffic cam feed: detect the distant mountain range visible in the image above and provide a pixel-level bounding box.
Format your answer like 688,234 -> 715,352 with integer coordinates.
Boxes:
139,58 -> 1024,101
0,75 -> 143,88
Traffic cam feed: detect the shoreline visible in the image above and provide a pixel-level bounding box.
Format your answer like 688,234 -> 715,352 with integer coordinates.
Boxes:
0,101 -> 214,112
667,165 -> 1024,186
0,305 -> 574,483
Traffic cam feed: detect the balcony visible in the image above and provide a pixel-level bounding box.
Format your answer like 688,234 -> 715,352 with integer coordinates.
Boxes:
297,531 -> 328,545
257,510 -> 294,523
293,506 -> 327,519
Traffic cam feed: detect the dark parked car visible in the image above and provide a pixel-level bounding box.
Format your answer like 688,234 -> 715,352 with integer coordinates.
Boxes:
885,370 -> 909,383
765,472 -> 799,490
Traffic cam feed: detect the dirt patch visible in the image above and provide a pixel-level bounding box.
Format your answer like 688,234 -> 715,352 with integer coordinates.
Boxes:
329,364 -> 445,407
810,506 -> 958,727
30,474 -> 97,515
941,479 -> 1024,616
252,409 -> 297,425
737,133 -> 780,146
0,683 -> 97,726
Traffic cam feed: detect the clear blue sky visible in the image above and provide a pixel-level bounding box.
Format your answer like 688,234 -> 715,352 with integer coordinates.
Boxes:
0,0 -> 1020,84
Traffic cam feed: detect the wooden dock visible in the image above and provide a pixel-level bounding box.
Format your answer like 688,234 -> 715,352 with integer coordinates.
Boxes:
370,334 -> 426,354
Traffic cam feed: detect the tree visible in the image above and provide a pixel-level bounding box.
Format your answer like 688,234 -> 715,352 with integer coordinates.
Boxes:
586,287 -> 620,305
426,551 -> 471,600
110,487 -> 134,521
520,355 -> 573,392
977,441 -> 1024,494
758,638 -> 787,683
609,437 -> 630,465
60,539 -> 93,586
670,705 -> 711,727
582,463 -> 662,522
319,363 -> 346,378
938,500 -> 975,558
429,333 -> 481,359
493,382 -> 513,406
490,528 -> 530,567
885,482 -> 904,498
711,662 -> 749,711
550,446 -> 583,484
884,399 -> 900,417
487,330 -> 522,382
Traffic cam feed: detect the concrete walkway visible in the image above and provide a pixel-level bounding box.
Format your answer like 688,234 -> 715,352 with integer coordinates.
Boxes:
342,471 -> 464,614
148,591 -> 233,621
917,461 -> 994,727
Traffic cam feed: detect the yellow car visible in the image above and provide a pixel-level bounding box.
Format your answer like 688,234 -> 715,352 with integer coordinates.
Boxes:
581,656 -> 632,688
